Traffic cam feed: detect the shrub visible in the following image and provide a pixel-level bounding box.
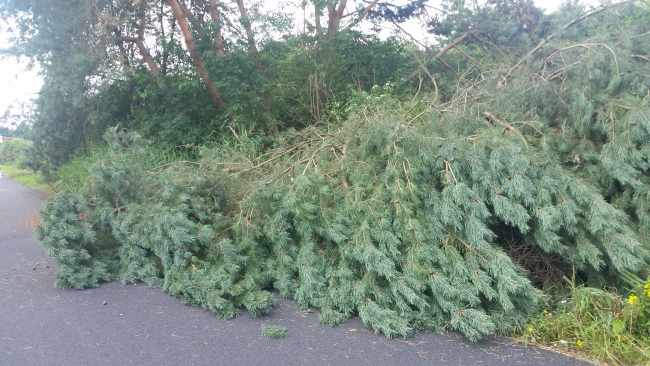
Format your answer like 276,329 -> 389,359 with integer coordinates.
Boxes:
0,138 -> 32,167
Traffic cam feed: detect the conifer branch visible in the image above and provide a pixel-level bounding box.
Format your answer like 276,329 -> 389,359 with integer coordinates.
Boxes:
483,112 -> 528,147
369,10 -> 428,50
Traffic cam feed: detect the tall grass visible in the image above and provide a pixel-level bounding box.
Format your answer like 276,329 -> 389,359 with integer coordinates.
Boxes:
0,164 -> 53,194
520,277 -> 650,365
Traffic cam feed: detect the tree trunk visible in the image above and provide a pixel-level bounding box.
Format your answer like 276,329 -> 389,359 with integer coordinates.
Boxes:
315,0 -> 380,110
167,0 -> 227,109
209,0 -> 224,57
235,0 -> 263,74
115,4 -> 166,88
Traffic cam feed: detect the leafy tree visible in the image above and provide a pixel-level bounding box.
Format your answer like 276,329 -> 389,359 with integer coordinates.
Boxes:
0,138 -> 32,166
0,126 -> 13,137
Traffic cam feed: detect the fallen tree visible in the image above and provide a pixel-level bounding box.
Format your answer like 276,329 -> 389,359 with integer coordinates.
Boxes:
36,4 -> 650,341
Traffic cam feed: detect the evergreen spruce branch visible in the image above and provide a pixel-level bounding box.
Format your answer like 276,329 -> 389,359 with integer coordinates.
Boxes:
231,135 -> 327,176
148,160 -> 201,172
482,112 -> 528,147
302,144 -> 341,175
435,30 -> 483,59
548,43 -> 620,77
541,61 -> 582,82
106,196 -> 157,215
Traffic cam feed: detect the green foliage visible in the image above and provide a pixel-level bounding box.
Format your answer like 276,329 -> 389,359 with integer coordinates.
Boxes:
262,33 -> 417,128
37,127 -> 277,318
430,0 -> 549,48
30,0 -> 650,345
522,279 -> 650,366
261,324 -> 288,339
52,141 -> 194,194
51,145 -> 110,193
35,191 -> 116,289
0,164 -> 52,193
37,77 -> 648,340
622,271 -> 650,338
0,138 -> 31,166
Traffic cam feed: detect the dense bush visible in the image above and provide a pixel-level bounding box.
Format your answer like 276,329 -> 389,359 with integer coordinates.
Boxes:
0,138 -> 32,167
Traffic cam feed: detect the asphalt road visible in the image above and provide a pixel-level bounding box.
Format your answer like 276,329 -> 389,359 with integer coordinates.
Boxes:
0,176 -> 593,365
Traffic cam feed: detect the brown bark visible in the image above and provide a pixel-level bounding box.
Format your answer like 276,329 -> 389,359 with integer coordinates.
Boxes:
167,0 -> 227,109
326,0 -> 347,35
115,5 -> 165,88
178,1 -> 206,37
118,36 -> 166,88
235,0 -> 263,74
314,0 -> 324,44
209,0 -> 224,56
159,1 -> 169,76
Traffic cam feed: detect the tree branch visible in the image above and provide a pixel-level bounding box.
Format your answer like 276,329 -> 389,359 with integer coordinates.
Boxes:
344,0 -> 380,32
500,3 -> 618,86
436,30 -> 482,58
114,4 -> 166,89
167,0 -> 227,109
235,0 -> 263,74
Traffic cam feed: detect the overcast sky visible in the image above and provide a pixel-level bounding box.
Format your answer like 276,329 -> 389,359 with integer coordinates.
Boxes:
0,0 -> 571,128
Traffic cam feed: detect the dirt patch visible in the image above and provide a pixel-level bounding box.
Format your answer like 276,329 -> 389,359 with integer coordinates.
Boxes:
24,216 -> 42,229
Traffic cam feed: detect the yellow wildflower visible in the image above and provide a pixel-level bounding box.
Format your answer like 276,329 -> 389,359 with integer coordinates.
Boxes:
543,309 -> 549,316
628,293 -> 639,305
527,326 -> 534,333
576,339 -> 584,348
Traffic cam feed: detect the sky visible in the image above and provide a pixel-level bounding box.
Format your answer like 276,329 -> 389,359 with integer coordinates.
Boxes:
0,0 -> 571,129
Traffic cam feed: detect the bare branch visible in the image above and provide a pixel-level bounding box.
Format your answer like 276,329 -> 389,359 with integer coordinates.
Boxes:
500,3 -> 623,86
344,0 -> 380,32
436,30 -> 482,58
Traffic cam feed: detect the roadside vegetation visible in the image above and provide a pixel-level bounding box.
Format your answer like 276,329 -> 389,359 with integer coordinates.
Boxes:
0,138 -> 52,192
1,0 -> 649,364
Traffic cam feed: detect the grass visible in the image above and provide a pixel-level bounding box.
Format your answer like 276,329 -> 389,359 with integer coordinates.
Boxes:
517,278 -> 650,366
0,164 -> 53,194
